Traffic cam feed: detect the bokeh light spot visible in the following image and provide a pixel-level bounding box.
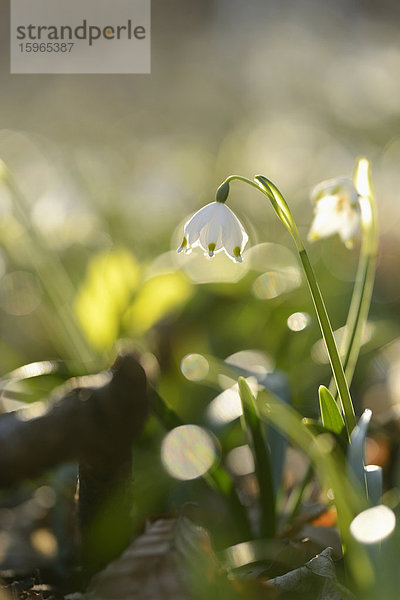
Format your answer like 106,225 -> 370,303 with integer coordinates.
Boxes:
0,271 -> 42,316
207,379 -> 259,425
207,386 -> 243,425
30,528 -> 58,558
287,312 -> 310,331
350,505 -> 395,544
225,350 -> 273,379
161,424 -> 216,480
174,240 -> 248,284
34,486 -> 57,509
312,323 -> 374,364
226,445 -> 255,476
181,353 -> 209,381
252,268 -> 301,300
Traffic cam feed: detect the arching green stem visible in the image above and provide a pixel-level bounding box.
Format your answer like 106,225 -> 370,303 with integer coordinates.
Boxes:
220,174 -> 356,435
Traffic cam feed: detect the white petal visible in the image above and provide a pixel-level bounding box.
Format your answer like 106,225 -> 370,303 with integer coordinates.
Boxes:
308,195 -> 342,240
220,205 -> 249,260
183,202 -> 220,246
311,177 -> 357,204
308,188 -> 361,244
338,206 -> 361,242
308,215 -> 338,240
179,201 -> 248,261
315,194 -> 341,213
198,203 -> 225,252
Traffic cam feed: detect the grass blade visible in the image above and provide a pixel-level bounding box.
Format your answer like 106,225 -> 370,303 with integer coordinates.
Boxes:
347,409 -> 371,497
251,386 -> 372,593
238,377 -> 276,538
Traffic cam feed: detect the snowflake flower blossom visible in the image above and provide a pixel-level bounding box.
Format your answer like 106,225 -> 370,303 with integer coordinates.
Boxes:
308,177 -> 361,247
177,201 -> 248,262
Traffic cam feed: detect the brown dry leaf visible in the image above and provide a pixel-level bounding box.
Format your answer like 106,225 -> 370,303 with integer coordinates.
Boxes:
0,588 -> 10,600
268,547 -> 355,600
86,517 -> 274,600
86,519 -> 189,600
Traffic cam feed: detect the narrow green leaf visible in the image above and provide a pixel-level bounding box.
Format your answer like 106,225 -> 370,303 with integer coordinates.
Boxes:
253,387 -> 372,593
224,359 -> 290,494
283,462 -> 313,527
299,249 -> 356,436
237,377 -> 276,539
319,385 -> 345,435
254,391 -> 362,522
347,408 -> 371,497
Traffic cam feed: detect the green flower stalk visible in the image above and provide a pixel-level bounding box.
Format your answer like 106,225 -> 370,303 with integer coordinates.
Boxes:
238,377 -> 275,538
303,158 -> 378,398
329,158 -> 378,394
178,173 -> 356,434
254,175 -> 356,434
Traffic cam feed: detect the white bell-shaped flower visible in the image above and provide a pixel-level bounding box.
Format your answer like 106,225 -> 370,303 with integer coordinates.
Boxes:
177,201 -> 248,262
308,177 -> 361,247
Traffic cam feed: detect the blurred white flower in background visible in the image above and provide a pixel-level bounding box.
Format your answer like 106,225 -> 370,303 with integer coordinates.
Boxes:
308,177 -> 361,247
177,201 -> 248,262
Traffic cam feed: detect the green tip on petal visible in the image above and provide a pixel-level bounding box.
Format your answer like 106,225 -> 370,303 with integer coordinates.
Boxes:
216,181 -> 230,203
208,242 -> 216,257
233,246 -> 242,262
177,236 -> 188,253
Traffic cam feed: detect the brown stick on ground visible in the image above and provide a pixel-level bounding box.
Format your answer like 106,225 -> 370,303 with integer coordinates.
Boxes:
0,353 -> 149,575
0,354 -> 148,487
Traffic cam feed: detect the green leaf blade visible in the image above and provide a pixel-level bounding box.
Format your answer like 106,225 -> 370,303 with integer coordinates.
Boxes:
318,385 -> 345,435
238,377 -> 276,539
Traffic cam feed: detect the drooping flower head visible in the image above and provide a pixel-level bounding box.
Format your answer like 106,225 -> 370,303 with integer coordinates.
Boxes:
308,177 -> 361,248
177,193 -> 248,262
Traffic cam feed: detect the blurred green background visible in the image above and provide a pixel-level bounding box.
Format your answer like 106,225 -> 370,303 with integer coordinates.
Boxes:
1,0 -> 400,522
